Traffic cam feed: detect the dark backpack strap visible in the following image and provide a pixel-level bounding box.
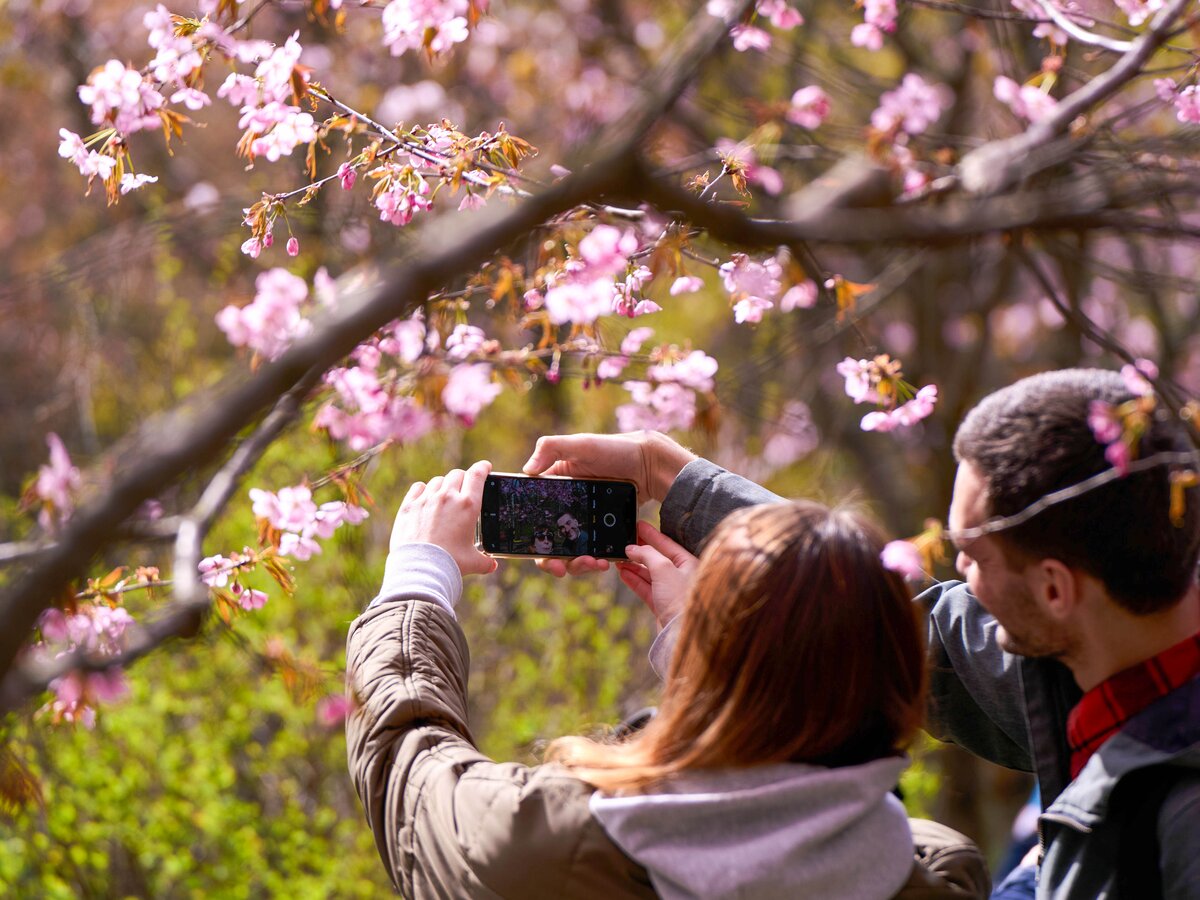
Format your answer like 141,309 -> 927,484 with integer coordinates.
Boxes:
1112,765 -> 1184,899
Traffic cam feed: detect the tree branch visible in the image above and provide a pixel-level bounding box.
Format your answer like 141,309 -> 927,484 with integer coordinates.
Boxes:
0,0 -> 748,689
959,0 -> 1191,195
628,157 -> 1200,245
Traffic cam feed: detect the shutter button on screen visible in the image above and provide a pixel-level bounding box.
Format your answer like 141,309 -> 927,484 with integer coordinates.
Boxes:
602,513 -> 617,527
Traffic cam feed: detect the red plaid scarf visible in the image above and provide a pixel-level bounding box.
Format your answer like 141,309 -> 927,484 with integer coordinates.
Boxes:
1067,632 -> 1200,778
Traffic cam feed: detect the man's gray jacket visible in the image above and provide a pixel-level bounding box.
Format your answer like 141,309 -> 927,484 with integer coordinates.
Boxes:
658,458 -> 1200,899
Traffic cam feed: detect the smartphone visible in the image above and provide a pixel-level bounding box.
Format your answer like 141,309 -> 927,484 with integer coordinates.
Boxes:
478,473 -> 638,560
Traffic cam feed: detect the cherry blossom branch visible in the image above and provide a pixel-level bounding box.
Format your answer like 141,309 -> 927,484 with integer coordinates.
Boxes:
308,86 -> 537,191
948,450 -> 1200,543
959,0 -> 1192,195
628,156 -> 1200,244
0,373 -> 317,711
1030,0 -> 1134,52
0,0 -> 752,692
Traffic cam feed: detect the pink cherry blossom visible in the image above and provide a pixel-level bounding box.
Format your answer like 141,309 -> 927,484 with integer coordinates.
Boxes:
382,0 -> 472,57
734,297 -> 774,323
670,276 -> 704,295
374,171 -> 433,226
730,25 -> 772,52
458,192 -> 487,211
149,35 -> 203,84
851,23 -> 885,51
579,225 -> 638,276
58,129 -> 88,168
446,324 -> 489,359
620,326 -> 655,356
35,433 -> 82,530
337,162 -> 358,190
780,280 -> 818,311
279,532 -> 322,560
217,73 -> 260,107
143,4 -> 175,49
250,108 -> 318,162
836,357 -> 881,404
216,268 -> 311,360
120,173 -> 158,195
1120,358 -> 1158,396
871,74 -> 952,135
317,693 -> 353,727
861,384 -> 939,431
993,76 -> 1058,123
1114,0 -> 1164,26
648,350 -> 719,392
758,0 -> 804,28
443,363 -> 503,424
1087,400 -> 1123,444
232,584 -> 269,611
787,86 -> 831,129
596,357 -> 629,381
617,381 -> 698,432
1171,86 -> 1200,124
719,253 -> 783,307
170,87 -> 211,110
881,540 -> 925,579
544,276 -> 614,325
1105,439 -> 1131,476
199,554 -> 235,587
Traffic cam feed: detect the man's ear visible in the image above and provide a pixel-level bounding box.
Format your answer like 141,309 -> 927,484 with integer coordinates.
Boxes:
1029,558 -> 1080,621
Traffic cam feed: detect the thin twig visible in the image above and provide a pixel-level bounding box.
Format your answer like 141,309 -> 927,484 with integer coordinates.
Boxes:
948,450 -> 1200,542
959,0 -> 1192,195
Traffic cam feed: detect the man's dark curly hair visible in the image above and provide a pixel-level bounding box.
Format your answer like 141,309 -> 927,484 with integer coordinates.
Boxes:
952,368 -> 1200,615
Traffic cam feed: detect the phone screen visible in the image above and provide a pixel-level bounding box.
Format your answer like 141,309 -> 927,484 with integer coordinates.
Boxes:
479,474 -> 638,559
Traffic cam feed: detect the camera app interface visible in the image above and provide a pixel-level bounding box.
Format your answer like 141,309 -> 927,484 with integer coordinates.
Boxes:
481,476 -> 637,559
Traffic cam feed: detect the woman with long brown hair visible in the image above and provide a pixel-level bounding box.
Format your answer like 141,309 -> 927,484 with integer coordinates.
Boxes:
346,460 -> 974,899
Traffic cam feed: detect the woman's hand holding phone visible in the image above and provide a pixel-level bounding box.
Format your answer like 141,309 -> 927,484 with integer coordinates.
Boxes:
617,522 -> 698,628
521,432 -> 697,578
391,460 -> 498,577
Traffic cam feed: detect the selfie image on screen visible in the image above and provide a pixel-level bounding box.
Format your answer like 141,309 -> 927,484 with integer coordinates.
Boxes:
492,477 -> 590,556
480,475 -> 637,559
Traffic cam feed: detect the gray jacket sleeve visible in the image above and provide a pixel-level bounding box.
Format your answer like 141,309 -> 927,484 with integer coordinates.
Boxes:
660,458 -> 784,554
919,581 -> 1033,771
659,457 -> 1034,771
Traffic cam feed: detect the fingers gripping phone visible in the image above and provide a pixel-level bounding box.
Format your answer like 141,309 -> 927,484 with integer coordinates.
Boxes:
477,473 -> 638,560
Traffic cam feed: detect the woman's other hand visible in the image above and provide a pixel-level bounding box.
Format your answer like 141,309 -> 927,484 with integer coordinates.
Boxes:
390,460 -> 498,576
618,521 -> 698,627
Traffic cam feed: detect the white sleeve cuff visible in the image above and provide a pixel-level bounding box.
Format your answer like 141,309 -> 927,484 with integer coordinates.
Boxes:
368,543 -> 463,618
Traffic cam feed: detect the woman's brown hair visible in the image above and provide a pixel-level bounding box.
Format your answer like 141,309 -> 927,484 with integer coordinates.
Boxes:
547,501 -> 926,792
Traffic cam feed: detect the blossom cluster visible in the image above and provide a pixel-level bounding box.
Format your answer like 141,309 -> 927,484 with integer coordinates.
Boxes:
707,0 -> 804,52
1086,358 -> 1159,475
837,354 -> 938,432
247,485 -> 370,562
616,348 -> 719,433
35,604 -> 135,728
216,268 -> 313,361
382,0 -> 481,57
1009,0 -> 1094,44
32,433 -> 82,534
719,253 -> 817,323
851,0 -> 897,51
1155,78 -> 1200,125
538,226 -> 650,325
993,77 -> 1058,123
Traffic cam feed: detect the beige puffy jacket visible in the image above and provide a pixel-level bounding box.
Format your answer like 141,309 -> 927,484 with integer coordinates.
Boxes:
346,596 -> 988,899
